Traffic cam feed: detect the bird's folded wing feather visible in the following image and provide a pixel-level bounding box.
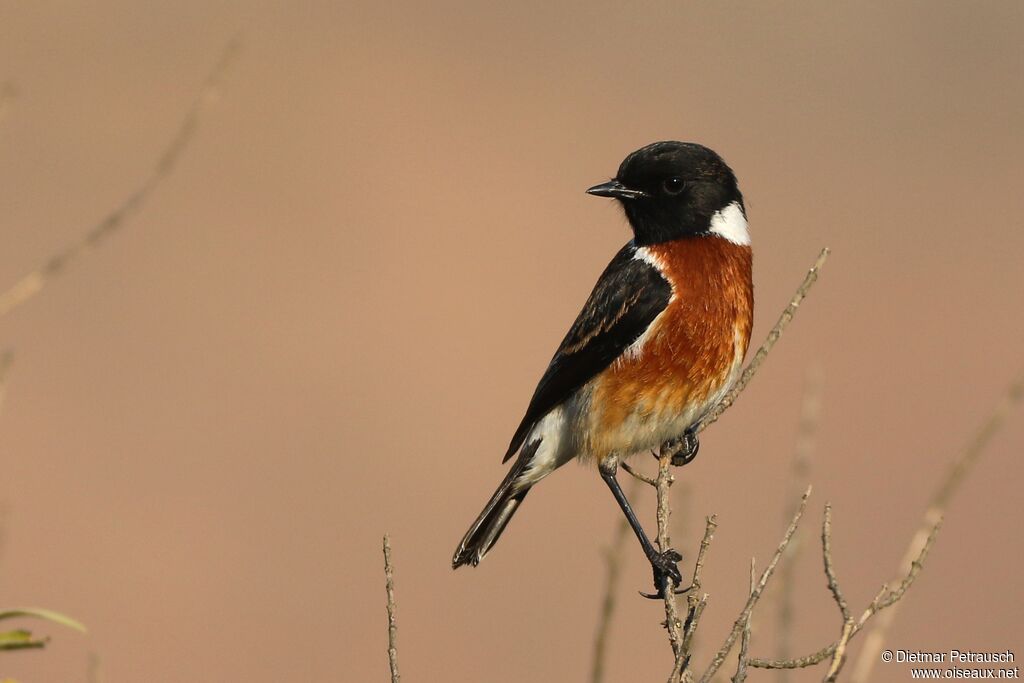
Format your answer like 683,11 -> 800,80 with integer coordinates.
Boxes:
502,243 -> 672,462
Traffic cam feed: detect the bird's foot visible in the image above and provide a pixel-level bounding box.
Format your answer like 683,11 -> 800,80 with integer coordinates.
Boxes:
639,549 -> 687,599
656,428 -> 700,467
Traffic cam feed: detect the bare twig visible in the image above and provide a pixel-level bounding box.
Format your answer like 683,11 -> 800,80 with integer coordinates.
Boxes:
680,595 -> 708,676
622,460 -> 658,487
821,505 -> 850,623
697,486 -> 811,683
777,365 -> 822,681
748,514 -> 943,670
659,467 -> 717,683
654,453 -> 685,671
677,516 -> 718,680
823,619 -> 854,682
687,515 -> 717,598
0,36 -> 241,320
731,559 -> 756,683
874,519 -> 942,612
741,370 -> 1019,675
692,248 -> 830,436
591,480 -> 639,683
850,369 -> 1024,683
383,535 -> 400,683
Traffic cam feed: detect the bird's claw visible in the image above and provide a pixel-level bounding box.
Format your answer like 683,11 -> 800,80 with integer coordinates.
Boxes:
639,549 -> 684,599
638,585 -> 690,599
671,430 -> 700,467
654,429 -> 700,467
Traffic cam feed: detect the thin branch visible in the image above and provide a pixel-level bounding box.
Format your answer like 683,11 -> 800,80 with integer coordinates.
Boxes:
687,515 -> 717,597
748,369 -> 1021,674
823,619 -> 854,683
382,535 -> 400,683
777,365 -> 822,682
622,460 -> 658,487
654,453 -> 685,670
821,505 -> 850,623
680,595 -> 708,675
591,479 -> 639,683
731,559 -> 756,683
752,645 -> 834,670
874,519 -> 942,611
748,514 -> 943,670
697,486 -> 811,683
0,36 -> 242,320
676,516 -> 718,681
850,368 -> 1024,682
693,248 -> 830,436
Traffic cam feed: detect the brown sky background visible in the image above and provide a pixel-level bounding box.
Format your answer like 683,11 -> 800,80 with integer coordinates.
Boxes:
1,2 -> 1022,682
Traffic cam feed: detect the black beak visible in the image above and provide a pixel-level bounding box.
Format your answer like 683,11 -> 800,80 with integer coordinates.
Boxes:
586,180 -> 648,200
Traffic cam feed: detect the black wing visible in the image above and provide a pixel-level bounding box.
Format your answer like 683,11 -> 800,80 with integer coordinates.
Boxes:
502,243 -> 672,462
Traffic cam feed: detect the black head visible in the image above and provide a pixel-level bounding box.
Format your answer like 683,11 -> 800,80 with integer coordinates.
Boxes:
587,141 -> 744,246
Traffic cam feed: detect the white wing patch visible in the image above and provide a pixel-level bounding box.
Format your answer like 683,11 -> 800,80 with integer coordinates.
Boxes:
514,400 -> 577,490
708,201 -> 750,246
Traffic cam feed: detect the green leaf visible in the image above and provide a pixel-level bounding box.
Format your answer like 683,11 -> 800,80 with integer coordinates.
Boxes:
0,629 -> 47,650
0,608 -> 86,633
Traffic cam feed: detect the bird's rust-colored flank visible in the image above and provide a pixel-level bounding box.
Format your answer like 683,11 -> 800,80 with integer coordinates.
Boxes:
589,236 -> 753,457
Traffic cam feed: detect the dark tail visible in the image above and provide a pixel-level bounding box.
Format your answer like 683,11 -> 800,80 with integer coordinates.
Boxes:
452,440 -> 541,569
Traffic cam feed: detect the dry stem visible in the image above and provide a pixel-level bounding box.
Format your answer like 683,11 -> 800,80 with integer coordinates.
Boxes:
821,505 -> 849,623
621,461 -> 658,487
777,365 -> 822,682
676,516 -> 718,682
823,619 -> 854,682
740,370 -> 1020,675
731,559 -> 756,683
382,535 -> 400,683
0,37 -> 241,320
696,486 -> 811,683
747,514 -> 943,670
654,453 -> 686,670
849,369 -> 1024,682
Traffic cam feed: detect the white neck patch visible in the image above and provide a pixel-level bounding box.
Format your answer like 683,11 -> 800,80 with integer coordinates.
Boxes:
708,202 -> 750,246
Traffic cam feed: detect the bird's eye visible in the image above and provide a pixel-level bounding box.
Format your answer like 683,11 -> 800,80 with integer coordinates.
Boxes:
662,177 -> 686,195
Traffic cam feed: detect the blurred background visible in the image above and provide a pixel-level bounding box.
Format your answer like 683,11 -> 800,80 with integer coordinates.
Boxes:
1,2 -> 1022,681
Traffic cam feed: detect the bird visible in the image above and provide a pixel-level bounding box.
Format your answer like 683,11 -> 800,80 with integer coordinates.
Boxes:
451,141 -> 753,596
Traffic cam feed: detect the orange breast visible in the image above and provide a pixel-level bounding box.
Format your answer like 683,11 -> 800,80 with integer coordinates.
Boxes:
588,237 -> 753,457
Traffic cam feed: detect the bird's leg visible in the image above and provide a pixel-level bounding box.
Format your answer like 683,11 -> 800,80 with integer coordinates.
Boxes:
656,424 -> 701,467
599,458 -> 685,599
